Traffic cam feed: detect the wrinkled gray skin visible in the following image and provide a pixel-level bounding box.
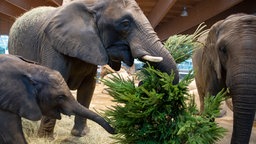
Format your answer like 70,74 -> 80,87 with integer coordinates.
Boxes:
0,54 -> 115,144
8,0 -> 178,137
192,13 -> 256,144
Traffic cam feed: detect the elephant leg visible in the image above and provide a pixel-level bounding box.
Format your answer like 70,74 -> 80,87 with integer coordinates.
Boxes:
194,79 -> 205,113
0,110 -> 27,144
37,116 -> 56,138
71,69 -> 97,137
198,89 -> 205,114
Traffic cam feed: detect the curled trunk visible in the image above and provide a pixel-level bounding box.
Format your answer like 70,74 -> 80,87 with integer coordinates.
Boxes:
129,23 -> 179,84
146,41 -> 179,84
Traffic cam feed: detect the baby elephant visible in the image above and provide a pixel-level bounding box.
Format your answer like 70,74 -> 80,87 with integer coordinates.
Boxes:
0,54 -> 115,144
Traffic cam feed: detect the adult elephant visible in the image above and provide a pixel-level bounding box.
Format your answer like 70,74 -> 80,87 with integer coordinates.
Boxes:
0,54 -> 115,144
8,0 -> 179,138
192,13 -> 256,144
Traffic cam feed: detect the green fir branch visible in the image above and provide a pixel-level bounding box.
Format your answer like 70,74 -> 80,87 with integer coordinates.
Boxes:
102,65 -> 226,144
101,23 -> 224,144
164,23 -> 208,63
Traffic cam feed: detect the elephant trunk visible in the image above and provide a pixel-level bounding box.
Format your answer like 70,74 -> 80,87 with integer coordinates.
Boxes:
146,41 -> 179,84
74,103 -> 116,134
230,90 -> 256,144
228,71 -> 256,143
231,98 -> 255,143
129,22 -> 179,84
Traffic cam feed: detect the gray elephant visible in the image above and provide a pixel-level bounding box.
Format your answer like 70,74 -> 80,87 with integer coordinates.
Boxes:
0,54 -> 115,144
192,13 -> 256,143
8,0 -> 179,137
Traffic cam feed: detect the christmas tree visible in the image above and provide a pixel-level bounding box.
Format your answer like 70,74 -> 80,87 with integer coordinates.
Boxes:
102,66 -> 226,144
101,23 -> 226,143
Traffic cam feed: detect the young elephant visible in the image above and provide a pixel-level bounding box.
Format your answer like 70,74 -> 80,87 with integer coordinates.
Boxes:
0,54 -> 115,144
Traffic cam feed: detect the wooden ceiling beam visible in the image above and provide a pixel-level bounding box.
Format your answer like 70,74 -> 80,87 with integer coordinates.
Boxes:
0,13 -> 14,22
155,0 -> 243,40
0,13 -> 14,35
0,1 -> 26,19
0,0 -> 62,22
5,0 -> 31,11
0,12 -> 15,20
147,0 -> 177,28
0,0 -> 61,35
7,0 -> 61,10
48,0 -> 62,6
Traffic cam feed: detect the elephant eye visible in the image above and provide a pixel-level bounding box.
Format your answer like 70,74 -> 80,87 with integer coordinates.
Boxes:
56,95 -> 65,102
219,45 -> 227,54
120,19 -> 130,30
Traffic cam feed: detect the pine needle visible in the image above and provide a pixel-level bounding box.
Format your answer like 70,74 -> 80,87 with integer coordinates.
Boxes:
101,22 -> 226,144
164,22 -> 208,64
102,65 -> 226,144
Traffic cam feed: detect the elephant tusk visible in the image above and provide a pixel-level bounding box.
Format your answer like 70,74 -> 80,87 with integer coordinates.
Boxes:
142,55 -> 163,62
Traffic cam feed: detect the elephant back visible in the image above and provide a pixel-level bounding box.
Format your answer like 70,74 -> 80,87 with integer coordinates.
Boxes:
8,6 -> 56,62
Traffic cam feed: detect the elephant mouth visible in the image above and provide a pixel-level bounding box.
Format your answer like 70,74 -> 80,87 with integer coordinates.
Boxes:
55,113 -> 62,120
106,41 -> 134,71
106,41 -> 163,71
52,108 -> 73,120
43,110 -> 62,120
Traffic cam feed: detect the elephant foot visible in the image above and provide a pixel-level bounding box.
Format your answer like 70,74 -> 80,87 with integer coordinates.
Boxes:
71,116 -> 89,137
38,129 -> 55,140
71,126 -> 90,137
215,102 -> 227,118
216,109 -> 227,118
37,117 -> 56,139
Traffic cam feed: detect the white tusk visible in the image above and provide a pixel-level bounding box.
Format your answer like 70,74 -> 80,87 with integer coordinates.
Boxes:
142,55 -> 163,62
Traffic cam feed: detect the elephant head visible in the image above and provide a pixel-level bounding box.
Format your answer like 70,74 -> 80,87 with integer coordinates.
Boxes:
0,54 -> 115,134
194,13 -> 256,143
43,0 -> 179,83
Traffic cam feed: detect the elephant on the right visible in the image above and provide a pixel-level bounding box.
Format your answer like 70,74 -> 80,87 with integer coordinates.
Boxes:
192,13 -> 256,144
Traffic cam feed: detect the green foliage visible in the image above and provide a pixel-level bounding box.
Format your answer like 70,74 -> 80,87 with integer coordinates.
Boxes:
177,89 -> 227,144
102,66 -> 226,144
164,23 -> 208,63
202,89 -> 228,119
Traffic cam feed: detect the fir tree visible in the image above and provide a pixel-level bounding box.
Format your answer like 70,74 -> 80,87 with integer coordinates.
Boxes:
101,23 -> 226,143
102,66 -> 227,144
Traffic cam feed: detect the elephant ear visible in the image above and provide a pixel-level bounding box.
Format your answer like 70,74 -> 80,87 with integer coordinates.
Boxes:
0,73 -> 42,121
43,1 -> 108,65
204,20 -> 224,80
